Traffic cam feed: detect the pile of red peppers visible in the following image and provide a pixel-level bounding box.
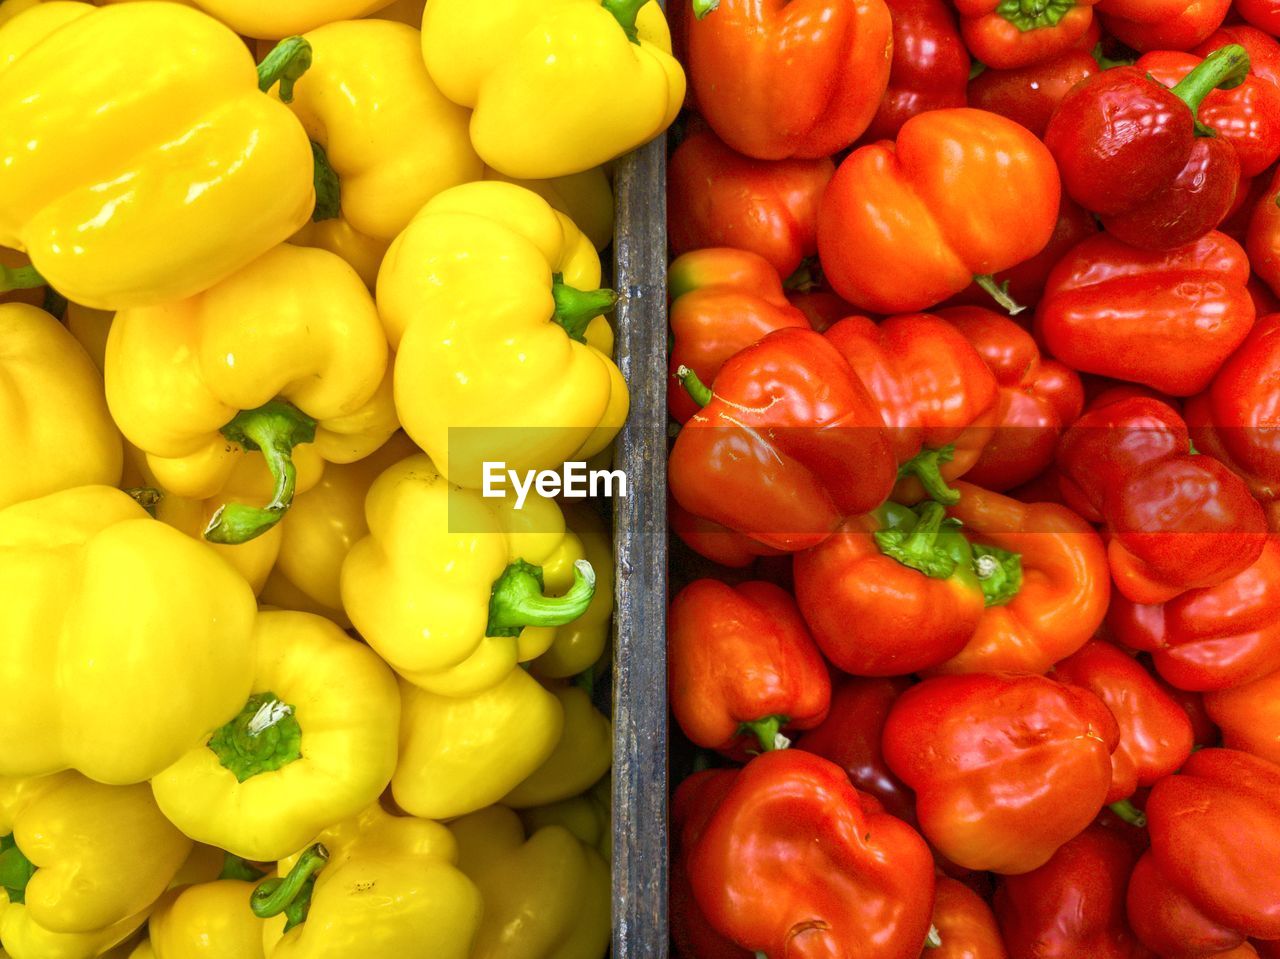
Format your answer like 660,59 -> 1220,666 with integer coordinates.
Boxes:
665,0 -> 1280,956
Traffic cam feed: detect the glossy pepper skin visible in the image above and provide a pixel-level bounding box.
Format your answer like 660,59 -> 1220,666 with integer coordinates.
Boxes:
146,879 -> 264,959
0,4 -> 313,310
0,304 -> 121,510
942,307 -> 1085,491
1204,668 -> 1280,765
0,774 -> 192,959
1247,166 -> 1280,301
968,49 -> 1099,137
683,0 -> 892,160
793,501 -> 986,676
107,243 -> 395,545
1037,231 -> 1255,396
1096,0 -> 1230,52
1107,538 -> 1280,691
825,312 -> 1000,504
484,166 -> 616,254
666,248 -> 811,424
863,0 -> 968,142
449,806 -> 610,959
668,327 -> 897,553
929,482 -> 1110,675
668,580 -> 831,754
686,750 -> 937,959
1057,395 -> 1267,604
884,673 -> 1119,874
955,0 -> 1100,70
1126,749 -> 1280,956
1043,49 -> 1248,249
190,0 -> 397,38
258,805 -> 482,959
422,0 -> 682,179
0,487 -> 256,785
994,825 -> 1153,959
341,454 -> 597,697
377,181 -> 627,488
1053,640 -> 1195,801
668,127 -> 834,279
818,108 -> 1060,314
150,611 -> 399,863
931,877 -> 1009,959
1234,0 -> 1280,41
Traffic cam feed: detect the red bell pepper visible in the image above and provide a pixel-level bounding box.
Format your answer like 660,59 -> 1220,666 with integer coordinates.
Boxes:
793,501 -> 986,676
1249,167 -> 1280,301
969,49 -> 1099,137
824,312 -> 999,504
940,307 -> 1085,491
685,749 -> 937,959
1096,0 -> 1231,53
795,677 -> 916,825
1057,395 -> 1267,604
1233,0 -> 1280,43
1108,537 -> 1280,691
670,498 -> 783,570
883,673 -> 1119,874
682,0 -> 894,160
1052,640 -> 1195,805
1043,47 -> 1249,249
668,328 -> 898,553
1035,231 -> 1256,396
1196,25 -> 1280,90
994,825 -> 1154,959
862,0 -> 969,142
667,127 -> 835,279
1126,749 -> 1280,955
786,288 -> 855,333
1204,668 -> 1280,766
926,482 -> 1110,676
817,108 -> 1060,315
930,877 -> 1009,959
667,248 -> 811,424
668,579 -> 831,754
955,0 -> 1100,70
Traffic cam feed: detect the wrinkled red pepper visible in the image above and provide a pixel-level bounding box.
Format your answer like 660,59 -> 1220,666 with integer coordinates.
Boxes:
682,0 -> 894,160
825,312 -> 999,504
668,127 -> 835,279
668,579 -> 831,754
883,673 -> 1118,874
668,328 -> 898,553
1043,47 -> 1249,249
941,307 -> 1085,491
685,750 -> 937,959
969,49 -> 1099,137
1126,749 -> 1280,956
1096,0 -> 1231,53
1204,667 -> 1280,767
667,248 -> 811,424
956,0 -> 1100,69
1036,231 -> 1256,396
863,0 -> 969,142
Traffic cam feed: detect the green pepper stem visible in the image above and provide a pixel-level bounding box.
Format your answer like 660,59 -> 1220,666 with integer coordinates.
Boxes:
676,365 -> 713,409
207,692 -> 304,783
487,559 -> 597,638
972,543 -> 1024,607
310,141 -> 341,223
975,274 -> 1025,315
1171,44 -> 1250,126
925,925 -> 943,949
205,400 -> 317,545
874,501 -> 960,579
692,0 -> 720,18
257,36 -> 312,103
738,715 -> 791,753
996,0 -> 1076,31
219,854 -> 267,882
251,844 -> 328,931
0,263 -> 44,293
1109,799 -> 1148,828
552,275 -> 617,342
601,0 -> 647,41
0,835 -> 35,905
898,444 -> 960,506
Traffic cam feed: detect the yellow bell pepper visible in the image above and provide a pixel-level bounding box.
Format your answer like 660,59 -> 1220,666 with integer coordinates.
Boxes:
0,773 -> 192,959
106,243 -> 396,544
151,610 -> 400,863
288,221 -> 387,291
147,880 -> 264,959
0,486 -> 257,784
341,453 -> 598,696
0,4 -> 315,310
421,0 -> 682,179
255,805 -> 482,959
186,0 -> 395,39
531,503 -> 614,680
519,775 -> 612,861
377,181 -> 628,489
392,670 -> 563,821
259,434 -> 416,626
1,304 -> 122,511
281,19 -> 481,279
449,806 -> 611,959
483,167 -> 615,253
367,0 -> 422,25
504,685 -> 612,809
62,302 -> 112,373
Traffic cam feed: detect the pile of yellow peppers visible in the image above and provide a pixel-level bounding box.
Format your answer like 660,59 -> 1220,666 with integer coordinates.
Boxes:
0,0 -> 679,955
